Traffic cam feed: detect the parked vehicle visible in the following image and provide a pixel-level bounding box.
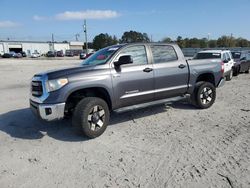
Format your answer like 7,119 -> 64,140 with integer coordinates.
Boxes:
65,50 -> 74,57
30,43 -> 225,138
85,52 -> 94,59
21,51 -> 27,57
80,52 -> 94,59
14,53 -> 22,58
2,53 -> 12,58
56,51 -> 64,57
231,51 -> 250,75
9,51 -> 16,57
46,51 -> 56,57
79,52 -> 87,59
31,52 -> 41,58
193,50 -> 234,81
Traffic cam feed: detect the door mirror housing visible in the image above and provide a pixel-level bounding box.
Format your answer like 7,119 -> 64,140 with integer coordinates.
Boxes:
223,59 -> 229,63
114,55 -> 133,67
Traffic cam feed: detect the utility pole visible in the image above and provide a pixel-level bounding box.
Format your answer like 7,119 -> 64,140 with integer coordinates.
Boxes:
230,33 -> 233,48
52,33 -> 55,51
207,33 -> 210,48
83,20 -> 88,54
75,34 -> 78,41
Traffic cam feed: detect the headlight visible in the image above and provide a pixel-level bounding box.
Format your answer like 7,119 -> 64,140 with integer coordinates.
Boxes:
46,78 -> 68,92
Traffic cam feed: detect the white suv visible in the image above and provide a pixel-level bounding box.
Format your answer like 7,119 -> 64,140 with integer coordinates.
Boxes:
194,50 -> 234,81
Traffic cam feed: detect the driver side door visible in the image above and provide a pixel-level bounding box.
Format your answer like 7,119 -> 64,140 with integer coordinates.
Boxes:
110,45 -> 154,109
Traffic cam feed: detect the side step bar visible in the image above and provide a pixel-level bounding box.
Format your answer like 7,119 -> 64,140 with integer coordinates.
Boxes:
114,96 -> 187,113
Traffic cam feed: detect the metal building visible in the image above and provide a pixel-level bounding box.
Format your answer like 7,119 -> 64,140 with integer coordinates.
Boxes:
0,40 -> 85,56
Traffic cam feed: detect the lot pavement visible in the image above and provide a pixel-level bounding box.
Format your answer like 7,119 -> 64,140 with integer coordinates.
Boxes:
0,59 -> 249,188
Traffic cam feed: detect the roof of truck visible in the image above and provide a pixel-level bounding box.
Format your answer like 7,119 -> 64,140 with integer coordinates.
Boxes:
198,50 -> 230,54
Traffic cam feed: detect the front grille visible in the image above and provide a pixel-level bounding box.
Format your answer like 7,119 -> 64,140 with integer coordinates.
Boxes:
31,81 -> 43,97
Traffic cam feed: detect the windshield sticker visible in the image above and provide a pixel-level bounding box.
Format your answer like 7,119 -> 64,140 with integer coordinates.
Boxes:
212,53 -> 220,56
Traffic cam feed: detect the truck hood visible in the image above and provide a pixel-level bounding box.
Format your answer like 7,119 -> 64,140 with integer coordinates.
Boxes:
34,65 -> 97,80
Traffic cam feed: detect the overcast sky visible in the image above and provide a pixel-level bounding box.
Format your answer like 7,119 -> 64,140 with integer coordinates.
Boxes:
0,0 -> 250,42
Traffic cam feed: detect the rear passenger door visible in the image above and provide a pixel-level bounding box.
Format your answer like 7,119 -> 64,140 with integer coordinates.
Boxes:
240,52 -> 248,72
223,53 -> 230,73
150,45 -> 189,100
227,52 -> 234,71
247,53 -> 250,71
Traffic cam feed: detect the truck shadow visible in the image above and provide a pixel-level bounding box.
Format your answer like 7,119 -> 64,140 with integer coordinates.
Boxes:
0,101 -> 196,142
0,108 -> 87,142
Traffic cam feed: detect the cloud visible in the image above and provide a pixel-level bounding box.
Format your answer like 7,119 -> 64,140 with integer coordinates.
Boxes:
0,21 -> 20,28
55,10 -> 120,20
33,15 -> 46,21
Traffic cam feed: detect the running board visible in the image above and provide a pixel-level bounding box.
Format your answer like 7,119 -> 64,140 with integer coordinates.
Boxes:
114,96 -> 187,113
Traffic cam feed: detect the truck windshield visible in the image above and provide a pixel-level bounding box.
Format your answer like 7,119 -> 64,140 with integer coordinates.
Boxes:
194,53 -> 221,59
81,45 -> 122,66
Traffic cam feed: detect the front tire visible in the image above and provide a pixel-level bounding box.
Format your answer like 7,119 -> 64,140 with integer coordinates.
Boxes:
192,82 -> 216,109
72,97 -> 110,138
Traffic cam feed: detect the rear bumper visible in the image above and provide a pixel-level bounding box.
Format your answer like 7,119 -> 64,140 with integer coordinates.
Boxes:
217,77 -> 225,88
30,100 -> 65,121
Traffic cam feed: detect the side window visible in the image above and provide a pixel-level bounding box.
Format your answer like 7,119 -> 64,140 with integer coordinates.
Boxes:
222,53 -> 227,61
151,45 -> 178,64
116,45 -> 148,65
247,53 -> 250,61
241,53 -> 247,60
225,53 -> 230,60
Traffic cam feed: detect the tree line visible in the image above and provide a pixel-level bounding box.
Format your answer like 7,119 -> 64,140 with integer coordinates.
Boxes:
91,31 -> 250,50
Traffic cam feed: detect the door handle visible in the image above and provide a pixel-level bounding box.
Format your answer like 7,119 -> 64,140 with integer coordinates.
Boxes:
178,64 -> 186,69
143,68 -> 153,72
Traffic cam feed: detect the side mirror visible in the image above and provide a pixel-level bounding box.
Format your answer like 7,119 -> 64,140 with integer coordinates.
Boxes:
114,55 -> 133,66
223,59 -> 228,63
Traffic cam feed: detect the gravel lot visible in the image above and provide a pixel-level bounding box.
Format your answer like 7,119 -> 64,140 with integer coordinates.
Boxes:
0,59 -> 249,188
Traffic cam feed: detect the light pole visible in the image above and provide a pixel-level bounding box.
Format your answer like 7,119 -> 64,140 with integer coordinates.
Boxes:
83,20 -> 88,54
207,33 -> 210,48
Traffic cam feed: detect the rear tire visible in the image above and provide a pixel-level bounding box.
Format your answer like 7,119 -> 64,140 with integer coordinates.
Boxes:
72,97 -> 110,138
245,67 -> 249,74
233,67 -> 239,76
191,82 -> 216,109
226,69 -> 233,81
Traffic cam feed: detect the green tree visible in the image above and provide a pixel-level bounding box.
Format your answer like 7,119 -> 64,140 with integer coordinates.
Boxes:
217,35 -> 236,47
121,30 -> 150,43
162,37 -> 172,43
199,38 -> 207,48
188,38 -> 200,48
93,33 -> 118,50
235,38 -> 249,47
208,40 -> 217,48
176,36 -> 184,48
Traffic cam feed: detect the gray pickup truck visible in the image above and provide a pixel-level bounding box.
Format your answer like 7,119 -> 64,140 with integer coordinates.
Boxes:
30,43 -> 225,138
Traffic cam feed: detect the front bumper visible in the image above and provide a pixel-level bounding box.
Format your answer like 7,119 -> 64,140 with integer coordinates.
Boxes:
30,100 -> 65,121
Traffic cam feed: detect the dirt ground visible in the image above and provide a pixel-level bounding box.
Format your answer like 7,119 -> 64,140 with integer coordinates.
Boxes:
0,59 -> 249,188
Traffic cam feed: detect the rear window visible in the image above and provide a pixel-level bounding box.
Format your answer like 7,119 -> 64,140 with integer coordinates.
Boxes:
231,52 -> 241,59
150,45 -> 178,64
194,53 -> 221,59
